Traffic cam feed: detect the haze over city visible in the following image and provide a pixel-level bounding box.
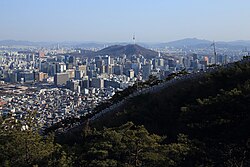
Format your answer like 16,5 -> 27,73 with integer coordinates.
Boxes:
1,0 -> 250,166
1,0 -> 250,42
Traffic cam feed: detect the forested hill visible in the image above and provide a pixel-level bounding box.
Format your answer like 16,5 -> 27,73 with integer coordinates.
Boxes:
1,58 -> 250,166
87,58 -> 250,166
92,58 -> 250,136
95,44 -> 159,59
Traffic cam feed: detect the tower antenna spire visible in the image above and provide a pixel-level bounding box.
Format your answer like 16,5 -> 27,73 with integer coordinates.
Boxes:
133,34 -> 136,45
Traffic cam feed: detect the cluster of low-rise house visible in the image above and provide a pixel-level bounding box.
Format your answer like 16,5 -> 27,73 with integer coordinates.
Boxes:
0,85 -> 118,128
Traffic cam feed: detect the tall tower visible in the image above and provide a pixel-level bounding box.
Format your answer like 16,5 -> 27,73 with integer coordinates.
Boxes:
211,41 -> 217,64
133,34 -> 136,45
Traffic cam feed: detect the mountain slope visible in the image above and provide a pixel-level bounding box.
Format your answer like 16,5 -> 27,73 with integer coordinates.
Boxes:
95,44 -> 158,58
87,59 -> 250,166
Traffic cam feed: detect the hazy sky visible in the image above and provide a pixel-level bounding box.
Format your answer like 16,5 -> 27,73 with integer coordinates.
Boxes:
0,0 -> 250,42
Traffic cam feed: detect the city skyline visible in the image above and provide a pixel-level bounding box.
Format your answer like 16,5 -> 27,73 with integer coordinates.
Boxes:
1,0 -> 250,42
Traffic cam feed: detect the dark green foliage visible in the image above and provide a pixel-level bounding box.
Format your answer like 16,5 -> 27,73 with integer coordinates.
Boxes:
90,60 -> 250,166
0,112 -> 72,167
70,122 -> 197,167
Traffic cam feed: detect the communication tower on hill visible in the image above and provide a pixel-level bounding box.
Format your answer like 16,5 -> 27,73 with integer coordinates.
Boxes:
133,34 -> 136,45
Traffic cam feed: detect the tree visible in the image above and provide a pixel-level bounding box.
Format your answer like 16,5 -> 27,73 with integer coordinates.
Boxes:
73,122 -> 197,167
0,111 -> 70,167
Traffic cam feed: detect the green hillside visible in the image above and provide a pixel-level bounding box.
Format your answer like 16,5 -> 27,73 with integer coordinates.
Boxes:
89,58 -> 250,166
1,59 -> 250,166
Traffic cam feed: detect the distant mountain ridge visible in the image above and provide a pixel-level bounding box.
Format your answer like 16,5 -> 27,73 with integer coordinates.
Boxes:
164,38 -> 250,48
0,40 -> 49,46
166,38 -> 211,47
1,38 -> 250,49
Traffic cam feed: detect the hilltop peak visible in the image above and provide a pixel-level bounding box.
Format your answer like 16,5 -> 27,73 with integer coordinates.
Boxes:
96,44 -> 158,58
